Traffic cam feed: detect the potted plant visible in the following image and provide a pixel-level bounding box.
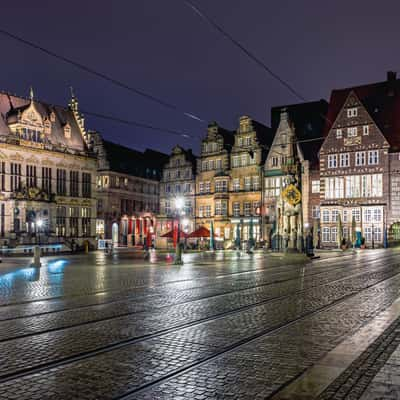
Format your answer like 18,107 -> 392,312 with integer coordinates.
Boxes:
360,237 -> 366,249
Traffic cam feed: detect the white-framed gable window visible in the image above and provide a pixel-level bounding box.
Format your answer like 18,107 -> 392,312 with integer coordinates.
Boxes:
336,129 -> 342,138
347,107 -> 358,117
368,150 -> 379,165
355,151 -> 365,166
347,127 -> 357,137
271,156 -> 279,167
340,153 -> 350,167
363,125 -> 369,135
328,154 -> 337,168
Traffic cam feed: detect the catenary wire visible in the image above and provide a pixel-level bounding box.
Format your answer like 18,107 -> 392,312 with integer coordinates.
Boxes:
0,27 -> 205,123
182,0 -> 306,102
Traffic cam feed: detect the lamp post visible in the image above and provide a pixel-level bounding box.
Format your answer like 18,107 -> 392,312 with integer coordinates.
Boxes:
372,223 -> 375,249
174,197 -> 184,265
36,219 -> 43,246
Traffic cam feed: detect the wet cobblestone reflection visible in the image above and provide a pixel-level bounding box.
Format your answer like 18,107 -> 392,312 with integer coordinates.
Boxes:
0,249 -> 399,399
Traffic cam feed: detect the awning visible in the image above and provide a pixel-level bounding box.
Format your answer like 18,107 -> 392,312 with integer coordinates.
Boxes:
160,230 -> 188,238
187,226 -> 211,238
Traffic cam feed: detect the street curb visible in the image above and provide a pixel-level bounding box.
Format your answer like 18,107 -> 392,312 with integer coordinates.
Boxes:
271,296 -> 400,399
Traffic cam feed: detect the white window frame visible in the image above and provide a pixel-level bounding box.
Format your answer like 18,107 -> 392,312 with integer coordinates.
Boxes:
311,180 -> 320,193
328,154 -> 337,168
355,151 -> 365,166
347,127 -> 357,137
322,227 -> 330,242
368,150 -> 379,165
347,107 -> 358,117
363,125 -> 369,135
336,129 -> 342,138
340,153 -> 350,167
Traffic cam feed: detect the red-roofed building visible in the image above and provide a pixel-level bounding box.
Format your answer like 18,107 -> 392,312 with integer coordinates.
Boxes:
319,72 -> 400,247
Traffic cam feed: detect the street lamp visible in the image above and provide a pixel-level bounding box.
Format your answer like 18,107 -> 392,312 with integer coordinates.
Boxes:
36,219 -> 43,246
174,197 -> 184,265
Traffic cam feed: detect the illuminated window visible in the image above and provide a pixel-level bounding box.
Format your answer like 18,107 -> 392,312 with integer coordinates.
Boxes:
347,107 -> 358,117
311,180 -> 320,193
328,154 -> 337,168
64,124 -> 71,139
347,127 -> 357,137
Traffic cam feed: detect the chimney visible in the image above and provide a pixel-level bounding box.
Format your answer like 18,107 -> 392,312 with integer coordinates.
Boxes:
387,71 -> 397,81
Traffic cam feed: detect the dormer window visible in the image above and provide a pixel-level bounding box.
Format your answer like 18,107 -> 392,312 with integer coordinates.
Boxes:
44,119 -> 51,134
64,124 -> 71,139
347,107 -> 358,118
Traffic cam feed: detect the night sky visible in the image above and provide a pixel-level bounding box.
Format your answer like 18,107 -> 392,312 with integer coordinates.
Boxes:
1,1 -> 399,155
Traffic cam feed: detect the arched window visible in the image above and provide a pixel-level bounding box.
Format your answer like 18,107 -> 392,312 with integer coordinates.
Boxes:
64,124 -> 71,139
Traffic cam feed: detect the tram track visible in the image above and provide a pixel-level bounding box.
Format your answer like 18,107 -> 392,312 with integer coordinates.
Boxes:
0,257 -> 399,386
0,251 -> 382,323
0,253 -> 392,342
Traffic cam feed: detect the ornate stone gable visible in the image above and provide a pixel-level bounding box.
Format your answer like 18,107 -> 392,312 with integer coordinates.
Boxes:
265,110 -> 300,172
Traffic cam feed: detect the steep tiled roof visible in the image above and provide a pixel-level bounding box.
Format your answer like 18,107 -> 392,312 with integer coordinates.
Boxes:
102,140 -> 168,180
0,91 -> 88,152
324,74 -> 400,152
271,100 -> 328,168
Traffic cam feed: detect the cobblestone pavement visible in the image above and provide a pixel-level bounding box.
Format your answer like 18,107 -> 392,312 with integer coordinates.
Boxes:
0,249 -> 400,399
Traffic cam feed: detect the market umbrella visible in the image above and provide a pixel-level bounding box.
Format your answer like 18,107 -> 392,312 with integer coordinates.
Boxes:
161,230 -> 188,238
235,224 -> 241,249
187,226 -> 210,238
210,221 -> 215,250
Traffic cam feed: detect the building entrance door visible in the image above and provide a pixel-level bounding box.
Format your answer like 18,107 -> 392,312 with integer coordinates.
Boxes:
112,222 -> 119,245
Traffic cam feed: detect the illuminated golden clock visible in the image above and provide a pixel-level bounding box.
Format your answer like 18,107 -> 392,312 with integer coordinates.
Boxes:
282,184 -> 301,206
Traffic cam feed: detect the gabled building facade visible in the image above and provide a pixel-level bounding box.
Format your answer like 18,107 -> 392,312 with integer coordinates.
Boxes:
0,89 -> 97,247
93,136 -> 168,246
319,72 -> 400,247
264,101 -> 328,249
229,116 -> 272,244
195,122 -> 233,245
158,145 -> 196,243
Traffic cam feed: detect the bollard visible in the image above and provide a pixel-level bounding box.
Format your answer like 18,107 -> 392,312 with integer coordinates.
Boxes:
32,245 -> 41,268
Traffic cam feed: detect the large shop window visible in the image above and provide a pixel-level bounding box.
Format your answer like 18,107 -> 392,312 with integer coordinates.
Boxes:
325,174 -> 382,199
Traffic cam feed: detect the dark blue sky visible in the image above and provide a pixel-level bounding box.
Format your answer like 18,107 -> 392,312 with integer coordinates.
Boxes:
1,0 -> 399,154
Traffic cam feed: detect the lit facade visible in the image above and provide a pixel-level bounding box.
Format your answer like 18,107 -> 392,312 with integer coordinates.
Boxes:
264,101 -> 328,250
229,116 -> 271,245
195,122 -> 233,246
0,89 -> 97,247
93,136 -> 167,246
158,146 -> 196,245
319,72 -> 400,247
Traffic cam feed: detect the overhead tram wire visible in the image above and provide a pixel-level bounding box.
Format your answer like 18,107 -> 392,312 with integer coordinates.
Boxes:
0,27 -> 205,123
80,109 -> 199,140
182,1 -> 334,129
182,0 -> 307,102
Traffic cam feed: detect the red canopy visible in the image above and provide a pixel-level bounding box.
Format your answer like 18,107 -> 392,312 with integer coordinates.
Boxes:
161,230 -> 188,238
187,226 -> 211,238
